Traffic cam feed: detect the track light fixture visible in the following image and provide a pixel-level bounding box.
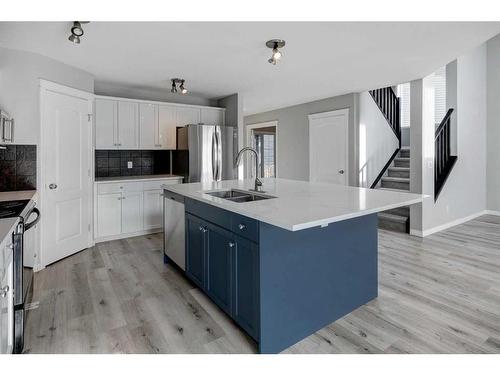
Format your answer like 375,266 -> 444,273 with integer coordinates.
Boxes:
171,78 -> 188,95
68,21 -> 89,44
266,39 -> 286,65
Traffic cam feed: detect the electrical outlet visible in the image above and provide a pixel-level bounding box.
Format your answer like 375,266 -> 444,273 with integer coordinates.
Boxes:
127,161 -> 133,169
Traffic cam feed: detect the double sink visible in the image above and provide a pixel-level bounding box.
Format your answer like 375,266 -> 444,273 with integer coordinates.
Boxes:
205,189 -> 276,203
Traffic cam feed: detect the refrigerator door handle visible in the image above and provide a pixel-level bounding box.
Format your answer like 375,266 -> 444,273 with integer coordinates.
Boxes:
215,130 -> 221,181
211,131 -> 217,180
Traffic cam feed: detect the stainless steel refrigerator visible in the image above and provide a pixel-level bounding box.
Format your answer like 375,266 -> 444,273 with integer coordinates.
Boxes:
176,124 -> 238,183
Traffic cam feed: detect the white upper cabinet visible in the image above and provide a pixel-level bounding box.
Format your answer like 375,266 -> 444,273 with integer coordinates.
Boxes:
117,101 -> 139,149
176,106 -> 201,127
95,96 -> 225,150
158,105 -> 177,150
95,99 -> 118,149
201,108 -> 225,125
139,103 -> 158,149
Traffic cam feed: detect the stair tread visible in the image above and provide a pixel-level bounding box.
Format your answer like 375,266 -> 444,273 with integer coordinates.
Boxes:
378,212 -> 408,223
395,157 -> 410,161
378,187 -> 410,192
388,166 -> 410,171
381,176 -> 410,182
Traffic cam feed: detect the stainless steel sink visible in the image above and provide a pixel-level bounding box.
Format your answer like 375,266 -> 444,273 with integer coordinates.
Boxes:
204,189 -> 276,203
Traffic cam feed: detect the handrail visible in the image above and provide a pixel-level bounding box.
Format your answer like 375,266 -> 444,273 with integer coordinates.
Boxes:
434,108 -> 457,201
435,108 -> 454,139
370,148 -> 400,189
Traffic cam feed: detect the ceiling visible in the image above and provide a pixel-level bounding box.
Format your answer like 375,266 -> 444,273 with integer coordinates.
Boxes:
0,22 -> 499,115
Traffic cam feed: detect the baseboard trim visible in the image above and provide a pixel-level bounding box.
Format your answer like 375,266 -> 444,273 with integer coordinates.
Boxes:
414,210 -> 488,237
95,228 -> 162,243
484,210 -> 500,216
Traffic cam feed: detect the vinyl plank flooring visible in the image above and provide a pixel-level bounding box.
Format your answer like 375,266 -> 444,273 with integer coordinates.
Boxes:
25,215 -> 500,354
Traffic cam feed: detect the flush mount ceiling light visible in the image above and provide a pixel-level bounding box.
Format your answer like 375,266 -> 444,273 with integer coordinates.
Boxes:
266,39 -> 286,65
68,21 -> 89,44
171,78 -> 188,95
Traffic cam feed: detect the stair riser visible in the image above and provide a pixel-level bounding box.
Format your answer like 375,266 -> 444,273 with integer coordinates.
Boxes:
381,180 -> 410,190
394,159 -> 410,168
399,149 -> 410,158
388,170 -> 410,178
378,218 -> 408,233
384,207 -> 410,217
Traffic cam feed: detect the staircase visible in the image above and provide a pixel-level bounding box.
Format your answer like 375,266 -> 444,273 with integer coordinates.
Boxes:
377,147 -> 410,233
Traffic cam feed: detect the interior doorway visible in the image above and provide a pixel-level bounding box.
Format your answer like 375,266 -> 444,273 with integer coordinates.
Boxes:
245,121 -> 278,178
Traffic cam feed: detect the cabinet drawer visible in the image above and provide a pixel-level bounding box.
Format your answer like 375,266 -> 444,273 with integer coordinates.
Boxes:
185,198 -> 232,231
143,178 -> 181,191
97,181 -> 143,194
231,214 -> 259,243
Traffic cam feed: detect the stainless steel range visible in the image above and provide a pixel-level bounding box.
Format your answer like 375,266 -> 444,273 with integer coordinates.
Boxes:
0,199 -> 40,354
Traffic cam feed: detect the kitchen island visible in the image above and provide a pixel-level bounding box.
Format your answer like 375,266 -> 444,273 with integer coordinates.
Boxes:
162,178 -> 422,353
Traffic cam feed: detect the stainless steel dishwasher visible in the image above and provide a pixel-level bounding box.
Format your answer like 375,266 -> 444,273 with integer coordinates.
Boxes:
163,190 -> 186,270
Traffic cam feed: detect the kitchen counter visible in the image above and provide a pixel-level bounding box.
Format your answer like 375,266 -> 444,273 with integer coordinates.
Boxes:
0,190 -> 37,202
95,174 -> 183,183
162,178 -> 422,231
163,178 -> 423,353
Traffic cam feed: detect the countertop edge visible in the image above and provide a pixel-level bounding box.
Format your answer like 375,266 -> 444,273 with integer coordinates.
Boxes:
162,185 -> 423,231
95,175 -> 184,184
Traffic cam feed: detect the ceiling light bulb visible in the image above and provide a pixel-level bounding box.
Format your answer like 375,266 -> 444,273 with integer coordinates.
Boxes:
272,48 -> 282,60
71,22 -> 84,37
68,34 -> 80,44
180,85 -> 188,95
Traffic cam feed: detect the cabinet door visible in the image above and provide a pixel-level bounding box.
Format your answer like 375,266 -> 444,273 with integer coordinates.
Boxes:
200,108 -> 225,125
117,101 -> 139,149
0,249 -> 14,354
185,214 -> 206,288
233,236 -> 259,340
97,193 -> 122,238
95,98 -> 118,149
143,189 -> 163,230
176,106 -> 200,127
121,192 -> 143,234
158,105 -> 177,149
206,223 -> 233,314
139,103 -> 158,149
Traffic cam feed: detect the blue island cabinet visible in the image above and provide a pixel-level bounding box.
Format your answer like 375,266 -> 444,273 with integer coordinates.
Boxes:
184,198 -> 378,354
185,209 -> 260,341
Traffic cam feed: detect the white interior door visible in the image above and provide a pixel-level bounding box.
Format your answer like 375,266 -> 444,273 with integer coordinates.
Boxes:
41,82 -> 92,266
308,109 -> 349,185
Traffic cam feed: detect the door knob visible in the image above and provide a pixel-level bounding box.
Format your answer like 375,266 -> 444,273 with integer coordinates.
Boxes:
338,169 -> 345,175
49,183 -> 58,189
0,285 -> 9,298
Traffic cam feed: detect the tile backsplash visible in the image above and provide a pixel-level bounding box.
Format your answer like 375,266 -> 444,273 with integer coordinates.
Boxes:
0,145 -> 37,191
95,150 -> 171,178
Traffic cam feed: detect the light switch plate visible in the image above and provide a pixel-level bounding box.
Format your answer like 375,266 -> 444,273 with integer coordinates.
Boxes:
127,161 -> 133,169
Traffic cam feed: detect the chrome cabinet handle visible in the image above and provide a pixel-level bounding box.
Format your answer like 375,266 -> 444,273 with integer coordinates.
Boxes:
198,226 -> 208,233
238,223 -> 246,231
49,183 -> 58,189
0,285 -> 9,298
228,242 -> 235,248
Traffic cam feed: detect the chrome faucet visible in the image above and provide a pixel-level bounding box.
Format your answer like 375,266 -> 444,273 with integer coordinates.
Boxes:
235,147 -> 263,192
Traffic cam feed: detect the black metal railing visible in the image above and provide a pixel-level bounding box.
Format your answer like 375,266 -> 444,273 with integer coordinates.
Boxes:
369,86 -> 402,188
434,108 -> 457,200
369,87 -> 401,144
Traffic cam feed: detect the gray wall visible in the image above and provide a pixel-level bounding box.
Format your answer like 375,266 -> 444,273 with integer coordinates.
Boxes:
487,34 -> 500,212
244,93 -> 358,185
217,93 -> 239,126
94,80 -> 216,107
0,46 -> 95,145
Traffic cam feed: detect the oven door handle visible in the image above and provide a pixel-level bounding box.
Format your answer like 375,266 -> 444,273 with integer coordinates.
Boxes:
24,207 -> 40,231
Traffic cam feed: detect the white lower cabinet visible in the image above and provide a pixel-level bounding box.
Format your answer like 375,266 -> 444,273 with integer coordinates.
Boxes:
97,193 -> 122,238
121,192 -> 143,234
95,177 -> 182,241
143,189 -> 163,229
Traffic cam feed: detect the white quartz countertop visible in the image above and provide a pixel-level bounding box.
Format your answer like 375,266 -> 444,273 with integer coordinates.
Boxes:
95,174 -> 184,183
0,190 -> 37,202
163,178 -> 423,231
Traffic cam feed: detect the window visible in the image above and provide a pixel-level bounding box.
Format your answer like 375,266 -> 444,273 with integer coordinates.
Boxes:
246,122 -> 277,178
